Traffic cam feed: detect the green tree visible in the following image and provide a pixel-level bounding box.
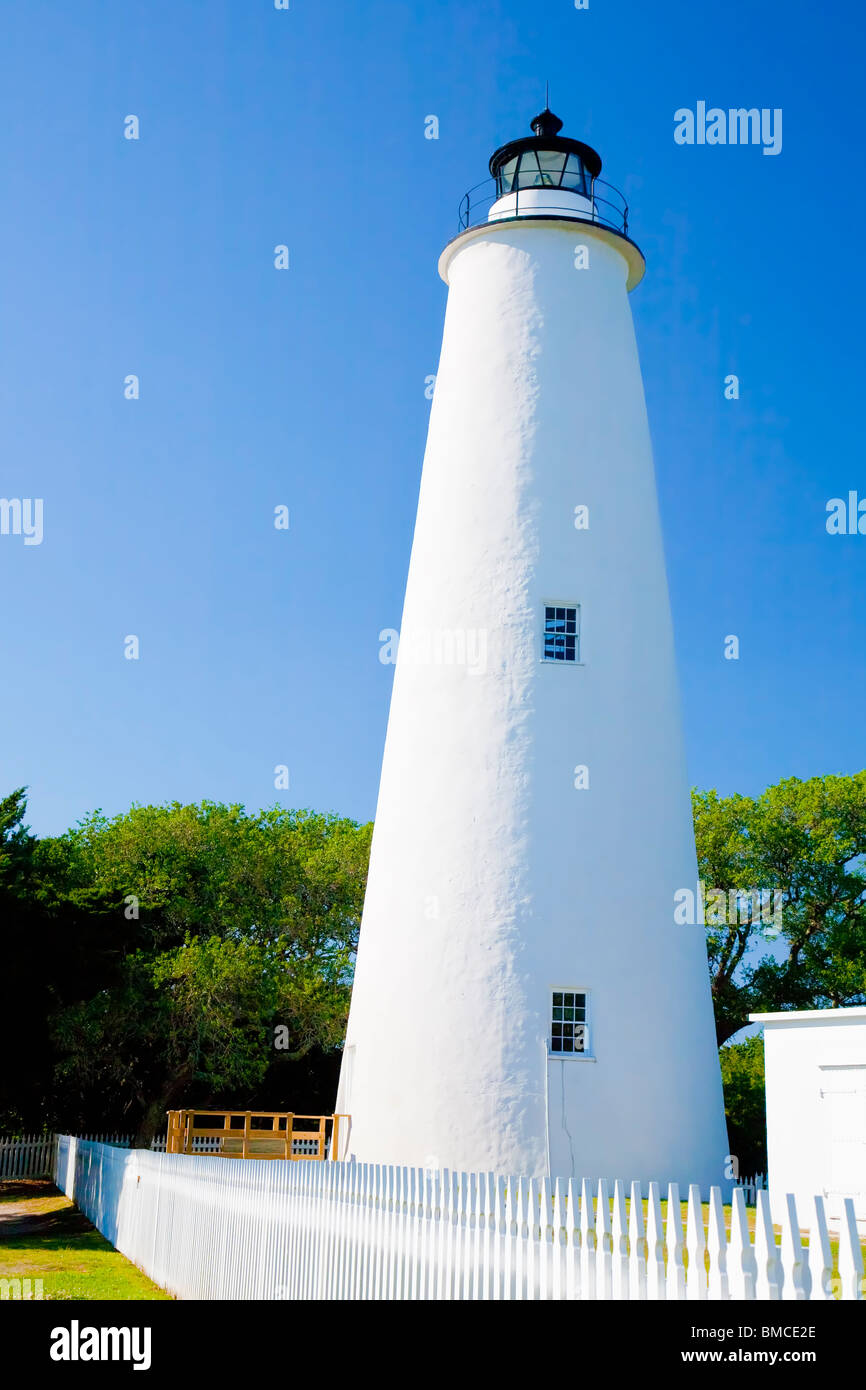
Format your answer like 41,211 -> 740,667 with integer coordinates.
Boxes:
719,1035 -> 767,1176
694,773 -> 866,1044
0,790 -> 136,1131
41,800 -> 371,1141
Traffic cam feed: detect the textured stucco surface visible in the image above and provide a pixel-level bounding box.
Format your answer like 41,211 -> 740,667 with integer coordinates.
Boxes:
337,220 -> 729,1191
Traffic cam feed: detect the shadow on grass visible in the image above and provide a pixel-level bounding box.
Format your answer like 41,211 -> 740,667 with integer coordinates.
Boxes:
0,1180 -> 172,1300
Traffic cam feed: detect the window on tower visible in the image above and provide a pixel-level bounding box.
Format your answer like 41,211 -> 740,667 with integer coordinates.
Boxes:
543,605 -> 579,662
550,991 -> 589,1055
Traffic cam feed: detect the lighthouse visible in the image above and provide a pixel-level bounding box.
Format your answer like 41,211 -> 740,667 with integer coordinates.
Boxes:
337,110 -> 729,1191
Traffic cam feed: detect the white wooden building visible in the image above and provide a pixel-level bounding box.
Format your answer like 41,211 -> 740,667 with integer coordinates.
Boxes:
750,1006 -> 866,1228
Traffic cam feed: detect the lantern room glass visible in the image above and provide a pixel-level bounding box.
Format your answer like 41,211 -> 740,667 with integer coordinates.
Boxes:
496,149 -> 590,197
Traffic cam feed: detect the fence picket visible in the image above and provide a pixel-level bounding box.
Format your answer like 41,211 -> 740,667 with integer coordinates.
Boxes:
628,1179 -> 648,1300
837,1197 -> 865,1302
596,1179 -> 613,1301
646,1182 -> 666,1301
707,1186 -> 729,1301
579,1177 -> 596,1301
612,1180 -> 629,1300
686,1184 -> 708,1300
666,1183 -> 686,1301
728,1186 -> 757,1300
564,1178 -> 578,1301
754,1190 -> 784,1300
781,1194 -> 810,1301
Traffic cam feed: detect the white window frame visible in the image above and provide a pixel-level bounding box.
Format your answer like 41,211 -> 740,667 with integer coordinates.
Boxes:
549,987 -> 594,1059
540,601 -> 582,665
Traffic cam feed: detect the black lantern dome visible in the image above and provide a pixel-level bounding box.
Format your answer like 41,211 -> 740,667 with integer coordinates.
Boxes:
489,108 -> 602,199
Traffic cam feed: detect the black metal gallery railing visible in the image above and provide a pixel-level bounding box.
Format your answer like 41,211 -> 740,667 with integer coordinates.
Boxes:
458,176 -> 629,237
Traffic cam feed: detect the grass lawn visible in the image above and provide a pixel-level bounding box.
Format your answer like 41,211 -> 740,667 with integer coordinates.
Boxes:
0,1180 -> 172,1300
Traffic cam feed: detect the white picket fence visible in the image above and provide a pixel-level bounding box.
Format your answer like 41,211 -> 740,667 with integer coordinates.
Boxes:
149,1135 -> 323,1155
734,1173 -> 766,1205
0,1135 -> 57,1179
54,1136 -> 864,1301
0,1133 -> 131,1180
150,1135 -> 221,1153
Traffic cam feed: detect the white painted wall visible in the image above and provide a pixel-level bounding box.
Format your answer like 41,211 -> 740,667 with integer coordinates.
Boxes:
751,1008 -> 866,1227
488,188 -> 594,221
338,211 -> 728,1192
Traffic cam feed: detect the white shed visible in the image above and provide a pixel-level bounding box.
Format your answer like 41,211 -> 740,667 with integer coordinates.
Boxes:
750,1007 -> 866,1228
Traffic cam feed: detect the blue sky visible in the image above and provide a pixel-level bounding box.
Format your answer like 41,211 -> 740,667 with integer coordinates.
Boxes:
1,0 -> 864,837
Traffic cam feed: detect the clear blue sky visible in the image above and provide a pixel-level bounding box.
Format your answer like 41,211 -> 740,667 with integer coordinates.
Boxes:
1,0 -> 864,838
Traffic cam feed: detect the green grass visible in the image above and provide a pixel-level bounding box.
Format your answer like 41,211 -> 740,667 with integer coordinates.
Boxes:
0,1181 -> 172,1300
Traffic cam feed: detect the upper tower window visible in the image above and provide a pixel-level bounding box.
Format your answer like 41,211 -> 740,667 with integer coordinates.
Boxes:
543,605 -> 579,662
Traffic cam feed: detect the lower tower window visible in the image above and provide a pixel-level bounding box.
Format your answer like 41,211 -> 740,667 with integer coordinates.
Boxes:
551,990 -> 589,1054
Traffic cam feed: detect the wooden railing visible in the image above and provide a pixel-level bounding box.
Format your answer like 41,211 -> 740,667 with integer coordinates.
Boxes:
165,1110 -> 347,1161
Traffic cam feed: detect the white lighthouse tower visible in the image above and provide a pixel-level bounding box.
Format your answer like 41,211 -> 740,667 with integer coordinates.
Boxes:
337,110 -> 729,1191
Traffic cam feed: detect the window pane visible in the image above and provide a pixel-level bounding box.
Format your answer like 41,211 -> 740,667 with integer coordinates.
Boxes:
498,157 -> 518,193
552,992 -> 562,1005
552,1007 -> 563,1021
536,150 -> 567,186
516,152 -> 544,188
562,155 -> 587,193
551,1037 -> 562,1052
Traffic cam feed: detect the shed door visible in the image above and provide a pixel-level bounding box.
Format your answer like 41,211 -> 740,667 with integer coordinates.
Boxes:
820,1066 -> 866,1217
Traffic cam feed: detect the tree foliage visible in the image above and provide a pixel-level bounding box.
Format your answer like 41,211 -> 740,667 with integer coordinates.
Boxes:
719,1035 -> 767,1176
694,773 -> 866,1044
2,796 -> 371,1140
